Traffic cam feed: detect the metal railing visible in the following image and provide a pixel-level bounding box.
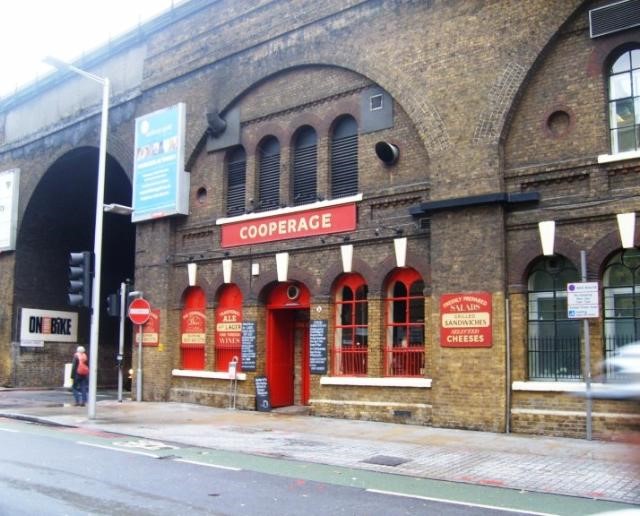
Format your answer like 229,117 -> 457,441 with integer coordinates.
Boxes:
528,337 -> 581,380
334,348 -> 368,376
385,346 -> 424,377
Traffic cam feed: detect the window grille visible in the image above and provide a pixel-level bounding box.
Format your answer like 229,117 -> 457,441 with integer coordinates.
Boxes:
226,147 -> 246,217
331,116 -> 358,199
293,126 -> 317,205
603,249 -> 640,377
384,269 -> 425,377
258,137 -> 280,211
527,256 -> 581,380
333,274 -> 368,376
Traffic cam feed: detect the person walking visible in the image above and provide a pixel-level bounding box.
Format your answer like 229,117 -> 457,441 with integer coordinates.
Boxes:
71,345 -> 89,407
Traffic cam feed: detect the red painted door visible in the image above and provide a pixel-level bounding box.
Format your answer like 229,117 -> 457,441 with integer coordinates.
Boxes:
268,309 -> 295,407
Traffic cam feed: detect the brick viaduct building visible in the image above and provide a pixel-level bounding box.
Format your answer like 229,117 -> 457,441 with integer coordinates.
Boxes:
0,0 -> 639,438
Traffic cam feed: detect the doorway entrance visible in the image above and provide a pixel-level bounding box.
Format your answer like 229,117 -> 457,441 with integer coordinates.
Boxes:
266,282 -> 310,408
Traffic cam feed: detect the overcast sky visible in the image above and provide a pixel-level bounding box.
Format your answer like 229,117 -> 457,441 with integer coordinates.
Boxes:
0,0 -> 180,99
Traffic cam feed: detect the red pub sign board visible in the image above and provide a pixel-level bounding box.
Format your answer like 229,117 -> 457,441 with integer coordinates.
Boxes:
219,203 -> 356,247
440,292 -> 492,348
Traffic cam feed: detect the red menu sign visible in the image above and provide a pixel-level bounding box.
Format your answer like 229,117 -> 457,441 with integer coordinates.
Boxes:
440,292 -> 492,348
141,309 -> 160,347
181,309 -> 206,346
219,203 -> 356,247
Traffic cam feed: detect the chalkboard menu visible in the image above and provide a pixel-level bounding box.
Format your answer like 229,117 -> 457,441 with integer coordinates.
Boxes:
241,322 -> 257,371
309,319 -> 328,374
255,376 -> 271,411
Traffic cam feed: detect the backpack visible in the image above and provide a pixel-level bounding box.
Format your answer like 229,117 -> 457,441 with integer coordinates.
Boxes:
76,353 -> 89,376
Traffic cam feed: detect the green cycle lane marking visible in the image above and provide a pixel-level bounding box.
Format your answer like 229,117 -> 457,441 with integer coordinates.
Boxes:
2,417 -> 638,516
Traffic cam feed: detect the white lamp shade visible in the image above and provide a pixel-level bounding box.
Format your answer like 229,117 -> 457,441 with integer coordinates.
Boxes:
538,220 -> 555,256
276,252 -> 289,282
617,212 -> 636,249
222,259 -> 233,283
394,237 -> 407,267
187,262 -> 197,286
341,244 -> 353,273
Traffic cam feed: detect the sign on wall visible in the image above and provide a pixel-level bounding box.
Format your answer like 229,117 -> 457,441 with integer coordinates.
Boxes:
440,292 -> 492,348
218,202 -> 357,247
132,103 -> 189,223
181,309 -> 206,346
0,168 -> 20,251
137,308 -> 160,346
309,319 -> 328,374
20,308 -> 78,346
241,322 -> 257,371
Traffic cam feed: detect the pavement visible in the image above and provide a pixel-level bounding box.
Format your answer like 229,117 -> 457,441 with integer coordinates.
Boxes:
1,388 -> 639,507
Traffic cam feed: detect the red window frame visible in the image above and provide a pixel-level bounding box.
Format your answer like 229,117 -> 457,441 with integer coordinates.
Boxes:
384,268 -> 425,377
333,273 -> 368,376
180,287 -> 206,370
215,284 -> 243,372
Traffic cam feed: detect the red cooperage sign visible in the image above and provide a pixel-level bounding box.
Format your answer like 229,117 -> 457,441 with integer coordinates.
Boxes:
219,203 -> 357,247
440,292 -> 492,348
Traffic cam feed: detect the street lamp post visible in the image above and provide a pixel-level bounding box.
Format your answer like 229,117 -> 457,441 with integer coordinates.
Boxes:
44,57 -> 110,420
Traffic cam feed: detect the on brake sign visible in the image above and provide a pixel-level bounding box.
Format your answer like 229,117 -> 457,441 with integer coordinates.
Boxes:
567,282 -> 599,319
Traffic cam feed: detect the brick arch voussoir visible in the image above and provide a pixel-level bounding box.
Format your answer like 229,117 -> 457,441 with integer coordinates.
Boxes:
372,248 -> 431,294
508,235 -> 581,289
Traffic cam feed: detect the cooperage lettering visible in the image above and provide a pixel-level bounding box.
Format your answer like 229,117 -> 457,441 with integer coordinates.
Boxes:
239,213 -> 332,240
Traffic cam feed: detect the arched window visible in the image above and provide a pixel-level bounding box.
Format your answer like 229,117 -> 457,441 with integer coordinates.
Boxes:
258,136 -> 280,211
215,284 -> 243,372
292,126 -> 317,206
226,146 -> 246,216
331,116 -> 358,198
603,249 -> 640,376
608,47 -> 640,154
333,274 -> 368,376
181,287 -> 207,370
384,268 -> 425,377
527,256 -> 580,380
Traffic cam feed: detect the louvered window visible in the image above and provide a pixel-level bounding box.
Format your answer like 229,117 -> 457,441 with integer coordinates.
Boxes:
258,137 -> 280,211
608,48 -> 640,154
331,116 -> 358,198
293,126 -> 317,206
226,147 -> 246,217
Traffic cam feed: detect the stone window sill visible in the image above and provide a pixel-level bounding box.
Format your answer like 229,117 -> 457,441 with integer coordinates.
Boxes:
172,369 -> 247,381
320,377 -> 431,388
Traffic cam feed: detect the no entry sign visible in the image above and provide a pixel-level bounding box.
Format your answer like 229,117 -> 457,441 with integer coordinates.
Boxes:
129,298 -> 151,325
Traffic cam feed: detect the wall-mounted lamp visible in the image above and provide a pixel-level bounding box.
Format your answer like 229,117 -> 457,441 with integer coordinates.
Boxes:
538,220 -> 556,256
617,212 -> 636,249
187,262 -> 197,287
222,259 -> 233,283
394,237 -> 407,267
375,141 -> 399,165
276,252 -> 289,282
341,244 -> 353,273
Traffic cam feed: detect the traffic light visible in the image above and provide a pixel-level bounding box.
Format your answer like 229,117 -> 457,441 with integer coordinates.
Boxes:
68,251 -> 92,308
106,293 -> 120,317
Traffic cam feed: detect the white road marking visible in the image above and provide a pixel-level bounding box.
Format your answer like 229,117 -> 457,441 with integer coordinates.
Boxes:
366,489 -> 558,516
77,441 -> 159,458
0,427 -> 19,433
174,458 -> 242,471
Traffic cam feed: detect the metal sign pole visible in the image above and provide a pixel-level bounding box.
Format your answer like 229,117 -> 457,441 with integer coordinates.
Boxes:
581,250 -> 592,440
136,324 -> 143,402
117,282 -> 126,402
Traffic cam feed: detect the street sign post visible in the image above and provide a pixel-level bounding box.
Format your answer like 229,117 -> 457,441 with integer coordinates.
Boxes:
567,282 -> 599,319
128,297 -> 151,325
128,297 -> 151,402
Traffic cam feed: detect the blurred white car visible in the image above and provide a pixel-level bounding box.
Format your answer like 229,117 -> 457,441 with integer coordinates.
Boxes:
587,343 -> 640,400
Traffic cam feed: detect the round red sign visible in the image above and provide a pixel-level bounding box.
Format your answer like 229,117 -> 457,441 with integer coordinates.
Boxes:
128,297 -> 151,325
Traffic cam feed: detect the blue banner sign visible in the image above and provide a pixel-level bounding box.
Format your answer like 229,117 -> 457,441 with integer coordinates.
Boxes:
132,103 -> 189,222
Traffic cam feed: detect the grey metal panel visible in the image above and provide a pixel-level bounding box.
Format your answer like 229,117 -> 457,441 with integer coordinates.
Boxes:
206,107 -> 241,152
360,86 -> 393,134
590,0 -> 640,38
